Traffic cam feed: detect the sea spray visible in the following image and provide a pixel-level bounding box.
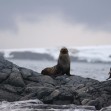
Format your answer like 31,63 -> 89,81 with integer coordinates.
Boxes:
0,99 -> 96,111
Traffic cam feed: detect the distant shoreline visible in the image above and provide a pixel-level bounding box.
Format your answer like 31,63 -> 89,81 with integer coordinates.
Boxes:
0,46 -> 111,63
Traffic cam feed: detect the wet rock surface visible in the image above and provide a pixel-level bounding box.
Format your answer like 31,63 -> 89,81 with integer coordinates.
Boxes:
0,58 -> 111,110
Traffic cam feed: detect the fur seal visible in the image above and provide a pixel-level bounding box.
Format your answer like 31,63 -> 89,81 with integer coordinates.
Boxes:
41,47 -> 71,76
106,68 -> 111,80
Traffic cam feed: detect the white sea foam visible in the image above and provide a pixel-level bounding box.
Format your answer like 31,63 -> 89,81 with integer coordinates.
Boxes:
73,46 -> 111,63
0,99 -> 43,111
0,45 -> 111,63
0,100 -> 95,111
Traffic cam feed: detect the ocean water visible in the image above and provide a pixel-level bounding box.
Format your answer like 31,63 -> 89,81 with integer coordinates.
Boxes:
9,59 -> 111,81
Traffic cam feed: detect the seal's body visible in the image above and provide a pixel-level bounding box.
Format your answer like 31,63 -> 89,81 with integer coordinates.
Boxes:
106,68 -> 111,80
41,47 -> 71,76
57,47 -> 70,75
41,65 -> 59,76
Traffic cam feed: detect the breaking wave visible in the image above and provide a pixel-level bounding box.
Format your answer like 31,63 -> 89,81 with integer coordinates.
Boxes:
0,99 -> 95,111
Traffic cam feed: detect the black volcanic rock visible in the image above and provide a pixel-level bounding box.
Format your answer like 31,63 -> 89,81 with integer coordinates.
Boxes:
10,51 -> 54,60
0,58 -> 111,110
0,52 -> 4,59
0,72 -> 9,82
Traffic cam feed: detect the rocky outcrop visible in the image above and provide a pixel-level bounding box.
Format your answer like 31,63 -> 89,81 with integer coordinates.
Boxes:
0,58 -> 111,110
10,51 -> 54,60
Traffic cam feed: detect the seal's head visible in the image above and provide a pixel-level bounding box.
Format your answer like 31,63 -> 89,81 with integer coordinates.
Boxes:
60,47 -> 68,54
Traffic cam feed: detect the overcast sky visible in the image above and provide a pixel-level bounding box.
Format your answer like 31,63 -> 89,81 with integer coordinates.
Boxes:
0,0 -> 111,49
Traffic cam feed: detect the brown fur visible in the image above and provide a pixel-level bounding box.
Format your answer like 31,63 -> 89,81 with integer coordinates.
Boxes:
106,68 -> 111,80
41,47 -> 71,76
41,66 -> 58,76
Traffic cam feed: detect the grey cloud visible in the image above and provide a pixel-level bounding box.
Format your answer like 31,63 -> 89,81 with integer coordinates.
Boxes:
0,0 -> 111,31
